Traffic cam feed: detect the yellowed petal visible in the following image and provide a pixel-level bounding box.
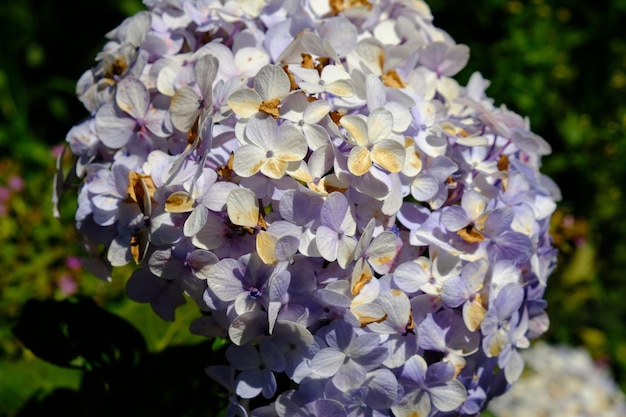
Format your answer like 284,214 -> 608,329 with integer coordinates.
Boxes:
227,188 -> 259,228
326,80 -> 355,97
130,228 -> 150,264
347,145 -> 371,176
165,191 -> 195,213
286,160 -> 313,183
464,297 -> 487,332
227,88 -> 261,118
351,260 -> 373,295
463,301 -> 487,332
127,172 -> 156,216
371,140 -> 405,173
260,157 -> 288,179
340,115 -> 369,146
256,231 -> 278,265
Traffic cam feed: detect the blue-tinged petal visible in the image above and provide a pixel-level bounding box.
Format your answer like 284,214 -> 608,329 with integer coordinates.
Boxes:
411,173 -> 439,202
351,334 -> 386,363
191,211 -> 227,250
417,315 -> 447,352
401,354 -> 428,386
441,276 -> 469,308
260,340 -> 287,373
382,334 -> 419,369
320,192 -> 349,230
235,369 -> 263,399
147,248 -> 176,278
194,54 -> 218,98
206,258 -> 243,302
315,225 -> 340,262
392,261 -> 430,294
116,76 -> 149,119
427,378 -> 467,412
184,204 -> 208,237
228,310 -> 267,346
333,358 -> 366,392
260,368 -> 278,399
492,231 -> 533,263
392,390 -> 431,417
324,321 -> 355,351
310,348 -> 345,377
149,208 -> 183,245
313,288 -> 351,309
440,205 -> 469,232
254,64 -> 290,101
495,283 -> 524,321
187,249 -> 219,280
484,207 -> 514,236
95,103 -> 135,148
425,361 -> 455,385
126,269 -> 185,322
314,399 -> 347,417
108,233 -> 132,266
226,344 -> 260,370
504,347 -> 524,383
274,235 -> 299,262
364,368 -> 398,409
169,85 -> 200,132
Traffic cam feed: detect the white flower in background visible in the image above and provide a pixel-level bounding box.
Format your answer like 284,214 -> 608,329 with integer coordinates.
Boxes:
489,342 -> 626,417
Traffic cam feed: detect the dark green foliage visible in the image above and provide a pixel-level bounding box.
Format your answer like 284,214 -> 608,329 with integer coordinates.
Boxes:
12,298 -> 227,417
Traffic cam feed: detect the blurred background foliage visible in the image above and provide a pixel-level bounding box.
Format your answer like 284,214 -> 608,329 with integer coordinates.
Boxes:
0,0 -> 625,415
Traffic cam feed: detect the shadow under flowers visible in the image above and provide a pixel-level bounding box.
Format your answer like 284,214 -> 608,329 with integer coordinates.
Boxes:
12,297 -> 227,417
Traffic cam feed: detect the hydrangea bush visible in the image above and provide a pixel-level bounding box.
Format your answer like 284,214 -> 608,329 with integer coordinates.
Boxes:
58,0 -> 561,415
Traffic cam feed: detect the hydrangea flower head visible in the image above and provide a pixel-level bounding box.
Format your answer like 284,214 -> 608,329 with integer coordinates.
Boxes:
58,0 -> 560,415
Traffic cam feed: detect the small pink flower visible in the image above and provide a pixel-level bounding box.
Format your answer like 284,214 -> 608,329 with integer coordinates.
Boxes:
0,187 -> 9,202
8,175 -> 24,192
65,256 -> 82,271
50,144 -> 65,158
58,275 -> 78,296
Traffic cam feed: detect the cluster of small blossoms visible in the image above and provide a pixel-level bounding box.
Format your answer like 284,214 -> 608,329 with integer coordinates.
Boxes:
488,342 -> 626,417
59,0 -> 560,415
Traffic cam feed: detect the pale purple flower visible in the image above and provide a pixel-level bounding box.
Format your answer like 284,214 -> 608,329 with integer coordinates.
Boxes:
392,356 -> 467,417
310,320 -> 388,392
95,76 -> 168,155
314,191 -> 357,268
226,340 -> 287,399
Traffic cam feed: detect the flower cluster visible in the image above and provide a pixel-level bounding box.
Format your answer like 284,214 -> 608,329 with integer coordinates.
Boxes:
59,0 -> 560,415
